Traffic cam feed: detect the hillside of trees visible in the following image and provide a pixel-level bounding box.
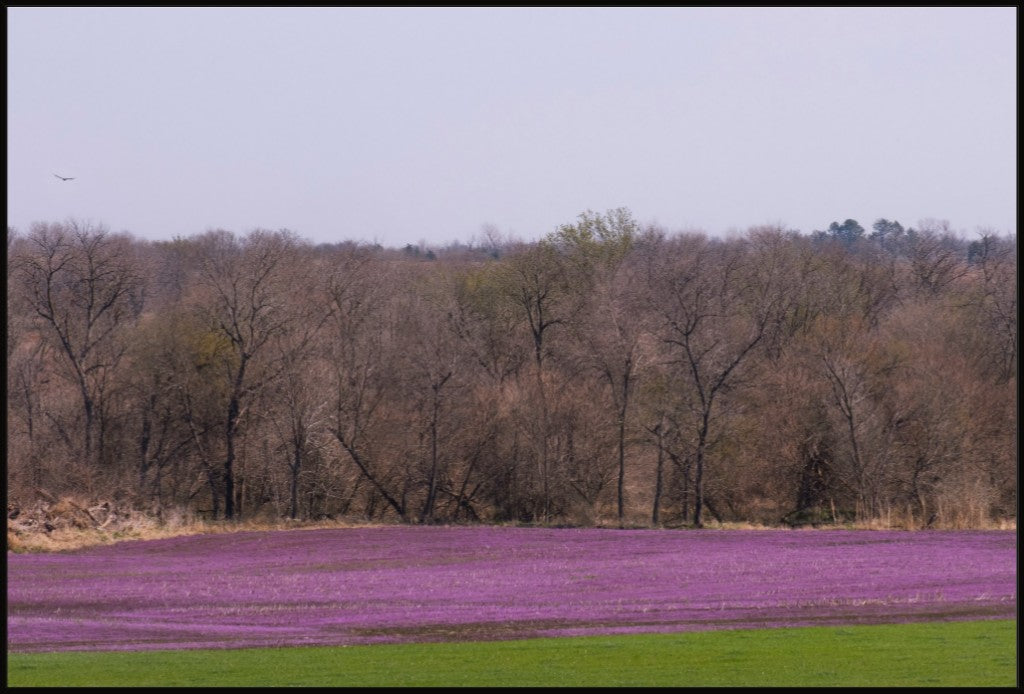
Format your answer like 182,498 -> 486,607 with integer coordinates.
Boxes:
6,211 -> 1017,529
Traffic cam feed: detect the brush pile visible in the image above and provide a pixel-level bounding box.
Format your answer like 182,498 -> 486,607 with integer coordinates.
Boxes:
6,494 -> 167,552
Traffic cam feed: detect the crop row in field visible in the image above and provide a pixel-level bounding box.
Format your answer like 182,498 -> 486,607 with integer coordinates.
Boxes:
6,526 -> 1016,653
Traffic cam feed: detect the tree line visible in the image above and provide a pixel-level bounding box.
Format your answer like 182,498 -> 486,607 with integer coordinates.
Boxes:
6,211 -> 1016,528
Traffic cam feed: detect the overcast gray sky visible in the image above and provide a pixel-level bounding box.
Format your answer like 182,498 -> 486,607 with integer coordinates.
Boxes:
7,7 -> 1017,247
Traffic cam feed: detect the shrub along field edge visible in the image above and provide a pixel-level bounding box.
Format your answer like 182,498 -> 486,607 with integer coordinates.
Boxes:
7,619 -> 1016,687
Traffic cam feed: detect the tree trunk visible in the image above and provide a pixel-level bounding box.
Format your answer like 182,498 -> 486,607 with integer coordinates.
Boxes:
334,431 -> 408,522
224,357 -> 249,521
616,371 -> 630,527
617,413 -> 626,526
224,393 -> 239,520
82,391 -> 95,468
289,441 -> 301,520
420,392 -> 441,524
693,413 -> 710,528
138,409 -> 152,495
651,421 -> 665,526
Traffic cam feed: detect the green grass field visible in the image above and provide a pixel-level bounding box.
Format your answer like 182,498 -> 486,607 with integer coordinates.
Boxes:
7,619 -> 1016,687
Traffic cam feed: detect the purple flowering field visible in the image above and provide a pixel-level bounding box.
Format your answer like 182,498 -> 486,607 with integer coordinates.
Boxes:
6,526 -> 1016,653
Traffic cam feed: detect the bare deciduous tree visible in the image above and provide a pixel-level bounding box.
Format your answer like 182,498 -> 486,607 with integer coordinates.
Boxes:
10,221 -> 145,477
6,211 -> 1015,530
651,231 -> 791,527
192,229 -> 302,519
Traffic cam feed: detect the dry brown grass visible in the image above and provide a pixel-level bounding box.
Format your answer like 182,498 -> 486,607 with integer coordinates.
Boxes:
8,509 -> 1014,554
6,498 -> 389,553
7,516 -> 387,554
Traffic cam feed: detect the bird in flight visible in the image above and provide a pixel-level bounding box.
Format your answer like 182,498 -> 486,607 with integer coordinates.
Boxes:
53,173 -> 75,181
